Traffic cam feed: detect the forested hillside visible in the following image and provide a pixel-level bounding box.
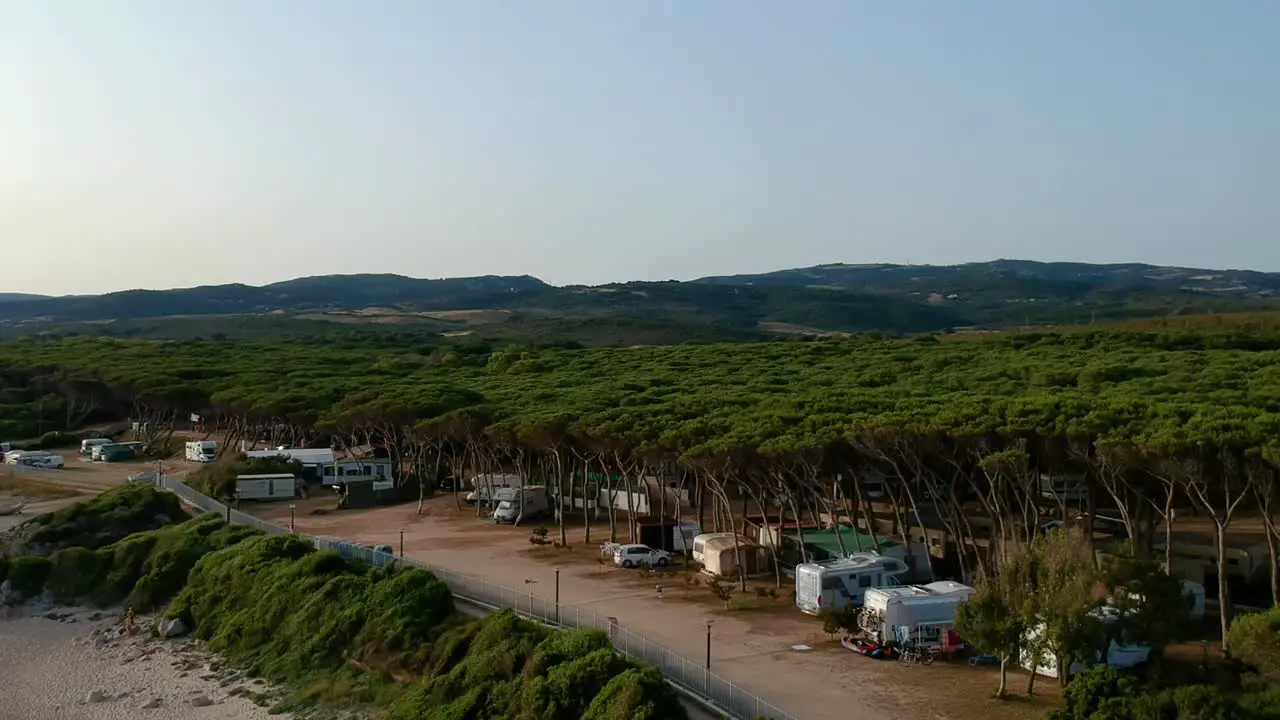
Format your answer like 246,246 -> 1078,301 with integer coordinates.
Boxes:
4,260 -> 1279,345
4,319 -> 1280,717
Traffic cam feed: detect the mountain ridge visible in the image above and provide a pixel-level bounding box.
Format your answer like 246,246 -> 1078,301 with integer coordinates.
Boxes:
4,260 -> 1279,341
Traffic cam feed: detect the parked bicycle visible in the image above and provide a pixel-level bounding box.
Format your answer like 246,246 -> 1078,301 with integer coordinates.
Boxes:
898,643 -> 939,666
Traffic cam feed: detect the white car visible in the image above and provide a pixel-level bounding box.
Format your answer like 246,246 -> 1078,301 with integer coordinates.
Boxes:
613,543 -> 671,569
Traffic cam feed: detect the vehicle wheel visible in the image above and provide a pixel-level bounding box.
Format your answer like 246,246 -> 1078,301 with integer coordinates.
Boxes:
922,650 -> 937,665
622,560 -> 634,568
657,557 -> 669,567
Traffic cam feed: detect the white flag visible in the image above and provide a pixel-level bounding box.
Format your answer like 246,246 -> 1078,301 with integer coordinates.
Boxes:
190,413 -> 202,423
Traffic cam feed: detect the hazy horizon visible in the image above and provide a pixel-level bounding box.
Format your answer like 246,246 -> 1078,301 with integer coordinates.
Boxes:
3,2 -> 1277,296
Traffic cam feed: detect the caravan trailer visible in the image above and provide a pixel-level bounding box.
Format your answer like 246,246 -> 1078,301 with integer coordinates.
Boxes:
794,552 -> 910,615
80,438 -> 112,456
858,581 -> 976,646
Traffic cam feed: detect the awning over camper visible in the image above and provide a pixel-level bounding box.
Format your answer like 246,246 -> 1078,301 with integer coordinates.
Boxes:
784,527 -> 896,560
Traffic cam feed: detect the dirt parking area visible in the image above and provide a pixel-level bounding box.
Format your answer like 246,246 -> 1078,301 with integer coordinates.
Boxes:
248,494 -> 1059,720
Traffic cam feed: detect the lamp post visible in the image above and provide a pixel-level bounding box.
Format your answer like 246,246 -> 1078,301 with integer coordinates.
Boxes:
554,567 -> 561,624
399,529 -> 405,558
705,619 -> 713,670
288,504 -> 296,533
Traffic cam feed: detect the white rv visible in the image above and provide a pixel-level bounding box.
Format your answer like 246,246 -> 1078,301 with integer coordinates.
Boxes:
492,486 -> 550,524
858,581 -> 976,645
465,473 -> 522,504
794,552 -> 910,615
5,450 -> 51,465
80,438 -> 112,456
185,440 -> 217,463
235,474 -> 298,501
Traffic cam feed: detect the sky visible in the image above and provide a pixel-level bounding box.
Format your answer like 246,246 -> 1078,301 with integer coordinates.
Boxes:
2,2 -> 1278,296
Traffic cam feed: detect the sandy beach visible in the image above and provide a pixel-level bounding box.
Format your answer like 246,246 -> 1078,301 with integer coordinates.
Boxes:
0,607 -> 293,720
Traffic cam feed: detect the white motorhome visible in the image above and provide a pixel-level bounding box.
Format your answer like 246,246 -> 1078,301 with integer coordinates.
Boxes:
492,486 -> 550,524
185,440 -> 217,463
794,552 -> 910,615
1023,607 -> 1151,679
858,581 -> 976,646
80,438 -> 112,456
235,474 -> 298,501
5,450 -> 51,465
465,474 -> 523,504
18,454 -> 65,469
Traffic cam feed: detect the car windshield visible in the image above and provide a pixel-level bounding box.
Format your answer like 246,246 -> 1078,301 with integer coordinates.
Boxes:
497,501 -> 513,510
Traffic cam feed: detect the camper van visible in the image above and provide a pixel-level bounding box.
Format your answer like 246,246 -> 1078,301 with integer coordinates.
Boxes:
185,440 -> 217,463
5,450 -> 51,465
464,474 -> 522,505
858,581 -> 976,646
17,454 -> 64,469
794,552 -> 910,615
492,486 -> 550,524
80,438 -> 112,456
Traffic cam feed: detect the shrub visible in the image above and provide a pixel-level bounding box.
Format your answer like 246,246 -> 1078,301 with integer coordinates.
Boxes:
28,484 -> 185,551
6,556 -> 52,598
1227,607 -> 1280,684
35,431 -> 76,449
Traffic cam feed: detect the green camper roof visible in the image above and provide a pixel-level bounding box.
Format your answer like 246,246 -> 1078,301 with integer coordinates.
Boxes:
783,527 -> 897,560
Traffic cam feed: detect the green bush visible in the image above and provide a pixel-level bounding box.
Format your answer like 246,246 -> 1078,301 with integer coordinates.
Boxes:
1228,607 -> 1280,684
41,512 -> 261,610
35,431 -> 76,449
386,611 -> 689,720
6,556 -> 52,598
28,484 -> 185,551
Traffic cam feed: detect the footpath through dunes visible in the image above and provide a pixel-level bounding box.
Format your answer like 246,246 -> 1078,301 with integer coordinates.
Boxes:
0,485 -> 694,720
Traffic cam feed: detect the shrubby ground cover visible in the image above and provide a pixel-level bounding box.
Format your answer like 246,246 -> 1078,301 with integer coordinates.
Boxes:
0,487 -> 689,719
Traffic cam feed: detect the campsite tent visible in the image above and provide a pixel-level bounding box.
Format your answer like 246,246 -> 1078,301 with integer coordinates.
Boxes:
700,535 -> 769,578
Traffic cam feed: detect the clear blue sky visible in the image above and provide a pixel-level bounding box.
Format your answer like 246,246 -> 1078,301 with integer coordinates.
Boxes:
2,2 -> 1277,295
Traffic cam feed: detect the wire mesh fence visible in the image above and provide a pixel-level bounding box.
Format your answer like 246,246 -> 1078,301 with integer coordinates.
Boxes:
160,478 -> 797,720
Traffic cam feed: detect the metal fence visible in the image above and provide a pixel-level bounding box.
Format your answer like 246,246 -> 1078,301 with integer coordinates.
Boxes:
160,478 -> 797,720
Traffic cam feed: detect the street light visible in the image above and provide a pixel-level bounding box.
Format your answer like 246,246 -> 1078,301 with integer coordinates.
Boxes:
288,503 -> 297,533
554,567 -> 561,624
705,619 -> 713,670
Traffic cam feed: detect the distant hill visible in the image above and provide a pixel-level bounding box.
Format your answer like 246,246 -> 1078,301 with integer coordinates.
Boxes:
0,293 -> 47,303
3,261 -> 1278,345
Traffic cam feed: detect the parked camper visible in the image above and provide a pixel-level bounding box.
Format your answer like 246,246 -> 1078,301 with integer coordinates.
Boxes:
794,552 -> 910,615
185,440 -> 217,463
235,474 -> 298,501
18,454 -> 64,469
465,474 -> 523,505
492,486 -> 550,524
858,581 -> 976,646
692,533 -> 737,566
1023,607 -> 1151,679
5,450 -> 50,465
80,438 -> 111,456
95,442 -> 144,462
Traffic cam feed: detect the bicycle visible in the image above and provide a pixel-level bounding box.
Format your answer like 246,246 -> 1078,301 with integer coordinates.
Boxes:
899,644 -> 938,666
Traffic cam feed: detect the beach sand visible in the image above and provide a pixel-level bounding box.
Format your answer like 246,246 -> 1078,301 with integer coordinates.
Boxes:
0,607 -> 294,720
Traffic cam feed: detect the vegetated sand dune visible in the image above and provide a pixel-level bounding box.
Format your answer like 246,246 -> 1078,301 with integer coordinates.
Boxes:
0,608 -> 293,720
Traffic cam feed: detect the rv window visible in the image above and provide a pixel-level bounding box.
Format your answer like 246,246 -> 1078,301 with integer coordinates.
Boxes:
324,467 -> 335,477
821,577 -> 841,591
859,575 -> 873,588
345,469 -> 360,476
